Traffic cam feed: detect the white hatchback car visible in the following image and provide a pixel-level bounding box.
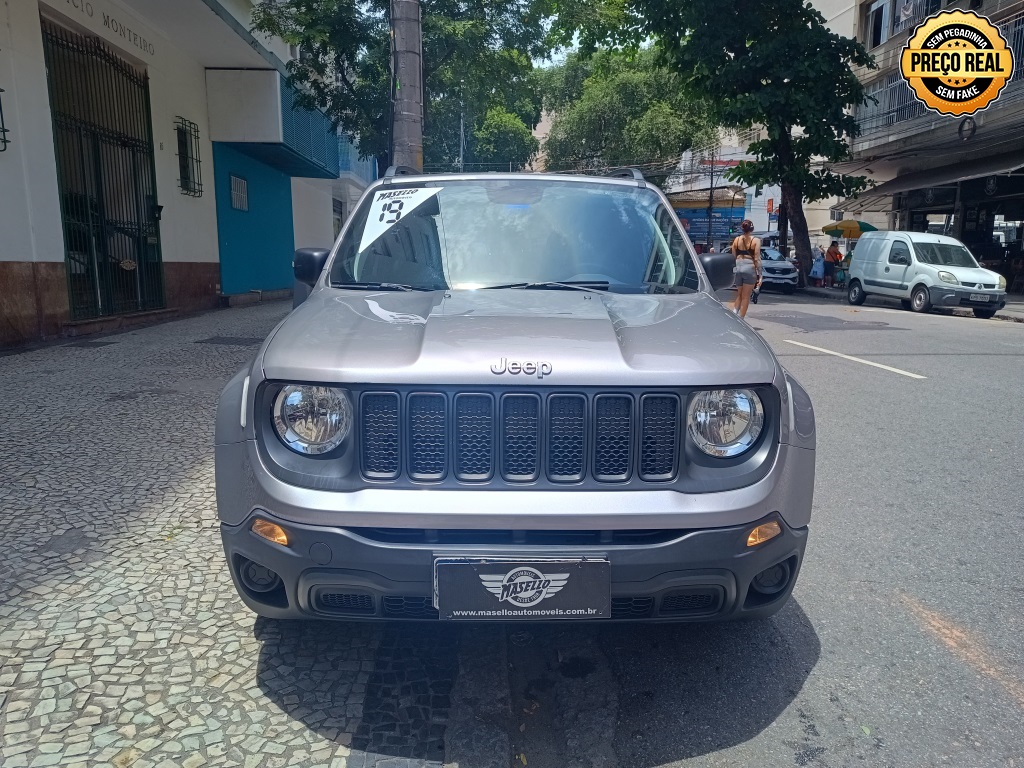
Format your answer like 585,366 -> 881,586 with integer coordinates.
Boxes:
847,231 -> 1007,318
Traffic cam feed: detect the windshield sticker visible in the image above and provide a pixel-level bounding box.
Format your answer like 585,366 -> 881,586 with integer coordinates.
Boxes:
358,187 -> 443,253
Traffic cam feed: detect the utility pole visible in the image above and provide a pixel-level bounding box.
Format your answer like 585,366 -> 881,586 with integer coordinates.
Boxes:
457,80 -> 464,173
390,0 -> 423,171
706,144 -> 716,252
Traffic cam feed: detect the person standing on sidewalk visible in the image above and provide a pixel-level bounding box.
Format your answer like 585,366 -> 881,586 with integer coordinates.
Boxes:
824,241 -> 843,288
730,219 -> 762,318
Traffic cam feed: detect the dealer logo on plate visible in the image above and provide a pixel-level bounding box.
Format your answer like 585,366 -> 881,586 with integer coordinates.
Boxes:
480,567 -> 569,607
900,10 -> 1014,116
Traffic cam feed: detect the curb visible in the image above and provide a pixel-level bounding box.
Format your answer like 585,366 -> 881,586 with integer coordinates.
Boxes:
802,287 -> 1024,324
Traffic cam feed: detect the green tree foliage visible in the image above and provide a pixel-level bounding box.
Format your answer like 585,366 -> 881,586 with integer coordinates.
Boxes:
547,0 -> 874,267
539,49 -> 715,178
252,0 -> 547,171
473,107 -> 540,169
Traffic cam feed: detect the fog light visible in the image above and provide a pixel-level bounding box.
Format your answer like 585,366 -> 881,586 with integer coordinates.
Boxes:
252,518 -> 289,546
239,558 -> 282,594
751,560 -> 792,596
746,521 -> 781,547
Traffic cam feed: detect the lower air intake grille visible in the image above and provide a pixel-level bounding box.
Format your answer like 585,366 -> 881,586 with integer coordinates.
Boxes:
383,595 -> 439,619
317,592 -> 375,615
611,596 -> 654,618
658,589 -> 723,616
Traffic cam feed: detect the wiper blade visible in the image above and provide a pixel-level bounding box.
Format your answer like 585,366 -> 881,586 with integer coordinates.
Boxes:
482,280 -> 610,292
333,282 -> 437,292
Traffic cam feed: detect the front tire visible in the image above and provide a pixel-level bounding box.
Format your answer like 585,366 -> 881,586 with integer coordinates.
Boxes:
848,280 -> 866,305
973,308 -> 997,319
911,285 -> 931,313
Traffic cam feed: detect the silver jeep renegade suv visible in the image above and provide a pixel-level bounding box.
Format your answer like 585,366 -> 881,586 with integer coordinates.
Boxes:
215,169 -> 815,623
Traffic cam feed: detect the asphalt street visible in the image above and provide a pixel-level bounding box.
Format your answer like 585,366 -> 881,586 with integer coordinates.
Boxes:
1,293 -> 1022,768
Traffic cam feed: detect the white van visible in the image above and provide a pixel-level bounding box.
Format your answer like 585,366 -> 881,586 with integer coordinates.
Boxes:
847,231 -> 1007,319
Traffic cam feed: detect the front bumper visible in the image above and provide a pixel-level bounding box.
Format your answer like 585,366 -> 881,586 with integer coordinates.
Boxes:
928,285 -> 1006,309
761,273 -> 798,287
222,510 -> 808,622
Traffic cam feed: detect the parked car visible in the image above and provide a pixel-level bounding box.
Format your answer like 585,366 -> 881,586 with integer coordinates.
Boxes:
759,248 -> 799,294
215,169 -> 816,624
847,231 -> 1007,318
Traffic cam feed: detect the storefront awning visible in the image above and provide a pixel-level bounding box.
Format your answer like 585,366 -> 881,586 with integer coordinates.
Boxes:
840,151 -> 1024,214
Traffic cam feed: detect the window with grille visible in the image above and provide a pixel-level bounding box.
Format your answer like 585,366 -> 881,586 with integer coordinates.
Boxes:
174,117 -> 202,197
830,209 -> 845,222
230,175 -> 248,211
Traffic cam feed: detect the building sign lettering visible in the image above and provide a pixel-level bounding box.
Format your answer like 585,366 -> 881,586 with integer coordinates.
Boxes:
65,0 -> 94,17
102,12 -> 155,56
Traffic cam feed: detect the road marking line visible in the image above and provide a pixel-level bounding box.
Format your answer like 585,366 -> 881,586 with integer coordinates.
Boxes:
900,593 -> 1024,709
782,339 -> 927,379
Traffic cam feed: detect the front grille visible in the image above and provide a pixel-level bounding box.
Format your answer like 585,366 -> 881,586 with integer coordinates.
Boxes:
594,395 -> 633,481
408,394 -> 447,480
356,389 -> 692,485
639,395 -> 679,480
383,596 -> 439,619
611,597 -> 654,618
501,395 -> 540,481
317,592 -> 375,615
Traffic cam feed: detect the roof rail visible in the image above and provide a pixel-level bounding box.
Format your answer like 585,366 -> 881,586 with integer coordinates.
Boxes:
383,165 -> 422,179
604,167 -> 645,182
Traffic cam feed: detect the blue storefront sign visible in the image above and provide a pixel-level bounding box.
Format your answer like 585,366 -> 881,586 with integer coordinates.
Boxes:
675,207 -> 745,240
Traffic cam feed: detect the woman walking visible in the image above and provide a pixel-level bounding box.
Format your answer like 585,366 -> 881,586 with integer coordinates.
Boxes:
730,219 -> 762,318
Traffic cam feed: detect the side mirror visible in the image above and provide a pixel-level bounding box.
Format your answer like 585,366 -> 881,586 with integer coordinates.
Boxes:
700,252 -> 736,292
293,247 -> 331,287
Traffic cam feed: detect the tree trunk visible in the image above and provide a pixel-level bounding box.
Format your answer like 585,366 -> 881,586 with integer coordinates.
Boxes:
781,182 -> 814,285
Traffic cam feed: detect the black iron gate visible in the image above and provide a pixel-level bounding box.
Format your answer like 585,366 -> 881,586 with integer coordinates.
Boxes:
41,20 -> 164,321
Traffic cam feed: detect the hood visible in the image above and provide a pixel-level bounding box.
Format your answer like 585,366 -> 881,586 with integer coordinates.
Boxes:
260,288 -> 779,387
936,265 -> 1001,285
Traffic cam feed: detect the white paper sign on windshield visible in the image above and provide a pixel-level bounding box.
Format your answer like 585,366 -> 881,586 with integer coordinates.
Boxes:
358,187 -> 443,253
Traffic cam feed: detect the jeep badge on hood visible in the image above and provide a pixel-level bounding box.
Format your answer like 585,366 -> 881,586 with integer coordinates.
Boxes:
490,358 -> 553,378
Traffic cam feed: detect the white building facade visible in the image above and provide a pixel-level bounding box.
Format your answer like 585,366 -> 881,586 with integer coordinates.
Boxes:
0,0 -> 375,347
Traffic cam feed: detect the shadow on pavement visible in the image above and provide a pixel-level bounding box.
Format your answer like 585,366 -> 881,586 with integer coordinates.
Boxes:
254,619 -> 461,765
255,599 -> 819,767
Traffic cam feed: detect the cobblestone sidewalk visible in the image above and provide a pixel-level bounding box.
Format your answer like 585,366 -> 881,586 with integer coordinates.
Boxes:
0,304 -> 470,768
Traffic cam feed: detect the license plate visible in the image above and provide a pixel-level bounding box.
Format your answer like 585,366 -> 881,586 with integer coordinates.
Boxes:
969,293 -> 989,302
434,558 -> 611,620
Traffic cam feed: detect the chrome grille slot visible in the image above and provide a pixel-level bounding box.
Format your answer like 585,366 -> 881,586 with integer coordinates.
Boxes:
360,392 -> 400,479
639,394 -> 679,481
594,395 -> 633,481
547,394 -> 586,481
501,394 -> 541,481
408,393 -> 447,480
454,394 -> 494,481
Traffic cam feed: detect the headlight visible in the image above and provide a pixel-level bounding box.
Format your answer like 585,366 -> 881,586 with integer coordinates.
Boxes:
272,385 -> 353,455
687,389 -> 764,458
998,275 -> 1007,291
938,271 -> 959,285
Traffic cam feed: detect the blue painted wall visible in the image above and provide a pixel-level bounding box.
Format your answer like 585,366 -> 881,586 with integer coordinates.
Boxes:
213,143 -> 295,295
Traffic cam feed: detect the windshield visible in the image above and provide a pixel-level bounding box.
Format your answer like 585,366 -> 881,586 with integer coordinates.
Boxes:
761,249 -> 786,261
329,178 -> 701,293
914,242 -> 980,268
